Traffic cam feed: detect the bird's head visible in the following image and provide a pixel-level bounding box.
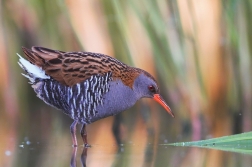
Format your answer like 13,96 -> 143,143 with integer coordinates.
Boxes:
132,71 -> 175,118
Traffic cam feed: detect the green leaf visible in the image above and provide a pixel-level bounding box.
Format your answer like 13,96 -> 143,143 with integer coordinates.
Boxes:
168,132 -> 252,155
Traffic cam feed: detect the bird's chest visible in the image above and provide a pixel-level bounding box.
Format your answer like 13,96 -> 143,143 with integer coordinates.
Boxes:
66,78 -> 138,124
91,80 -> 138,122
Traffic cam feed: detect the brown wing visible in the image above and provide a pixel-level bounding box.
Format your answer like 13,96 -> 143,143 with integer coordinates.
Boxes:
22,46 -> 112,86
22,46 -> 143,88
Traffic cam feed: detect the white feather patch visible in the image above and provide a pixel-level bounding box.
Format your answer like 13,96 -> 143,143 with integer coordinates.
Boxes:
17,53 -> 50,80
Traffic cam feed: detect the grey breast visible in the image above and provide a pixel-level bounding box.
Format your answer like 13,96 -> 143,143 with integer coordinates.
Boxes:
92,79 -> 138,123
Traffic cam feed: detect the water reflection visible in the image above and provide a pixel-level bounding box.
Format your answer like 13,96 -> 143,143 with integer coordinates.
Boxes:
5,140 -> 252,167
69,144 -> 155,167
71,147 -> 87,167
69,144 -> 157,167
64,144 -> 252,167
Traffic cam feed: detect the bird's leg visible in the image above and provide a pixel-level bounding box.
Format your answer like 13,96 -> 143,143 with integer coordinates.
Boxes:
81,147 -> 88,166
81,124 -> 90,147
70,147 -> 77,167
70,120 -> 78,147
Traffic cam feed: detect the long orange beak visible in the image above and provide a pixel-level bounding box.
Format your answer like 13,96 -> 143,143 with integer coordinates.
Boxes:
153,94 -> 174,117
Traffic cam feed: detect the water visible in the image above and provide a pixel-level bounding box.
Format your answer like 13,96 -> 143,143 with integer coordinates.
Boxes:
2,140 -> 252,167
1,107 -> 252,167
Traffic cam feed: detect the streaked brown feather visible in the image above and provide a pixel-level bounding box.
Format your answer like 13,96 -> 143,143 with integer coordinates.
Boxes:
22,46 -> 148,88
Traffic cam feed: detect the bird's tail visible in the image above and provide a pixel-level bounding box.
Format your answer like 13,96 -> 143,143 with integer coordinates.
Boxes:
17,53 -> 50,84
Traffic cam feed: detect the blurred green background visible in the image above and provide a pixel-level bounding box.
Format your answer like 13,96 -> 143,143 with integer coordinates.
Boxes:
1,0 -> 252,167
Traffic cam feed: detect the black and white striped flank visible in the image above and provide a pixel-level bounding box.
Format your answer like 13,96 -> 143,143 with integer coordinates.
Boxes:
34,72 -> 112,124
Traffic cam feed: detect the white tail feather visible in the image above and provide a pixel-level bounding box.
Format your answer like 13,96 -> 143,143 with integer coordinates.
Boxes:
17,53 -> 50,83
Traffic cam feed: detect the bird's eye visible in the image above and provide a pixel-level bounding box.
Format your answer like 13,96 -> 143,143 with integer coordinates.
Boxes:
148,85 -> 156,93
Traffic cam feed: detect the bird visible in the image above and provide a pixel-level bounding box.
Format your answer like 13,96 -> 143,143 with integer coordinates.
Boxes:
18,46 -> 174,147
